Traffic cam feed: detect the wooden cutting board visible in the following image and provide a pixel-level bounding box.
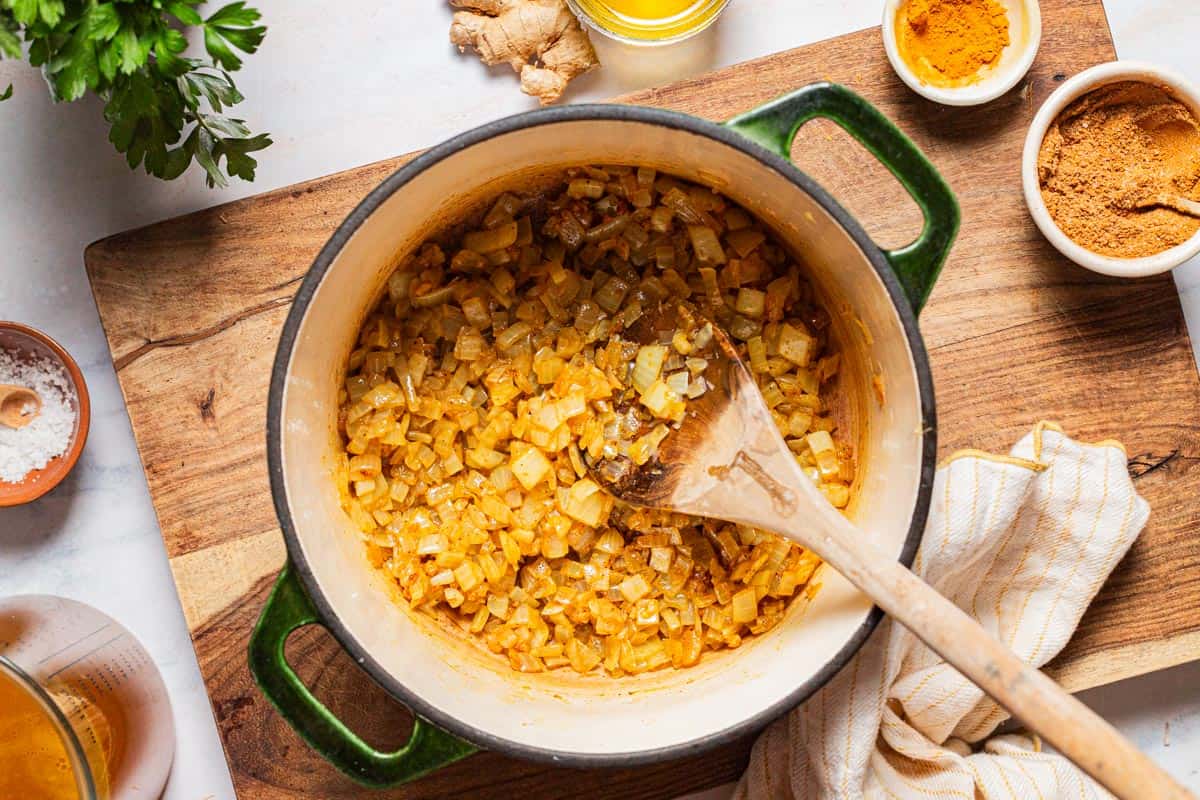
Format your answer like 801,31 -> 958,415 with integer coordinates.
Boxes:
84,0 -> 1200,797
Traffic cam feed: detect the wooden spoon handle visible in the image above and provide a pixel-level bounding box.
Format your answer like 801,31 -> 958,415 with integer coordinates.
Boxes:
805,521 -> 1192,800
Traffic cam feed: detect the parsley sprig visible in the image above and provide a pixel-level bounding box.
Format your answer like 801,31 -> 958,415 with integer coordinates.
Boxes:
0,0 -> 270,187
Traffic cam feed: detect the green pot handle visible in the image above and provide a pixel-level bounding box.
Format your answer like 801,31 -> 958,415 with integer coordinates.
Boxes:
248,563 -> 477,787
725,82 -> 959,314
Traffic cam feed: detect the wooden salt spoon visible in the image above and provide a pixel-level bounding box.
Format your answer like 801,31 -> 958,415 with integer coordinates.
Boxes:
0,383 -> 41,429
588,314 -> 1191,800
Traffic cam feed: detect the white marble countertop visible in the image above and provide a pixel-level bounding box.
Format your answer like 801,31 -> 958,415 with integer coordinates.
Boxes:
1,2 -> 1198,797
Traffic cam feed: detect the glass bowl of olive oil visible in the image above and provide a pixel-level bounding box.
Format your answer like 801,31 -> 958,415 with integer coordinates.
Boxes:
567,0 -> 730,45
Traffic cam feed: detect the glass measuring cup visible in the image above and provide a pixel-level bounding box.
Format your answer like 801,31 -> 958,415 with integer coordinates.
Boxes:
0,595 -> 175,799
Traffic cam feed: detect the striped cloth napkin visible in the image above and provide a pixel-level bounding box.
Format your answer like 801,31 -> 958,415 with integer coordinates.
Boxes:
736,423 -> 1149,800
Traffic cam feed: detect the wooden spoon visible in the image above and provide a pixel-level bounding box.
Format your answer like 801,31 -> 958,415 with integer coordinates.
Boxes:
588,315 -> 1192,800
0,383 -> 41,429
1162,194 -> 1200,218
1136,194 -> 1200,218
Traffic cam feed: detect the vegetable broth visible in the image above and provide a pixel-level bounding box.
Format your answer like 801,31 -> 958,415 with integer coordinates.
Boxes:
0,669 -> 81,800
0,595 -> 174,800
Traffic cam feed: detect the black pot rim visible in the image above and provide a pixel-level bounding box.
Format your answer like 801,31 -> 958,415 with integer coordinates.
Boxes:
266,102 -> 937,769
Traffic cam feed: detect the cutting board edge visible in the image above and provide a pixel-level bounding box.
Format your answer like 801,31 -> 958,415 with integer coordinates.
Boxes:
1052,627 -> 1200,693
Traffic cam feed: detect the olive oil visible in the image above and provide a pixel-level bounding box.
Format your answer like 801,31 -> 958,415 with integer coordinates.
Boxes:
604,0 -> 698,17
568,0 -> 729,44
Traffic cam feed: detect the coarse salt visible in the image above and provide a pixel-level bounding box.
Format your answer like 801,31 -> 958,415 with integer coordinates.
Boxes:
0,348 -> 77,483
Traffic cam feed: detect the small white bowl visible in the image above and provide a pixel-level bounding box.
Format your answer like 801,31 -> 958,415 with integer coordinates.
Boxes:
883,0 -> 1042,107
1021,61 -> 1200,278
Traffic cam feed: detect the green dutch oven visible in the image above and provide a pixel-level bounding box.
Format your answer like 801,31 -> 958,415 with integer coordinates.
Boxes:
251,83 -> 958,786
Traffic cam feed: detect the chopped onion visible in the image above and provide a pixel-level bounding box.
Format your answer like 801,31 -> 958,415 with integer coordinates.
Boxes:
685,375 -> 709,399
777,322 -> 816,367
585,215 -> 630,243
688,225 -> 726,265
726,227 -> 766,258
411,283 -> 457,308
494,321 -> 532,351
619,573 -> 651,603
387,270 -> 413,302
724,207 -> 751,231
454,326 -> 486,360
654,243 -> 676,270
631,345 -> 667,392
665,370 -> 689,397
418,533 -> 448,555
728,314 -> 761,341
594,276 -> 630,314
464,221 -> 518,254
807,430 -> 840,479
735,288 -> 766,319
747,336 -> 768,374
650,206 -> 674,233
628,424 -> 670,466
463,297 -> 492,328
731,587 -> 758,623
614,299 -> 643,330
484,193 -> 521,229
663,188 -> 705,225
639,379 -> 685,421
568,178 -> 606,199
451,249 -> 488,272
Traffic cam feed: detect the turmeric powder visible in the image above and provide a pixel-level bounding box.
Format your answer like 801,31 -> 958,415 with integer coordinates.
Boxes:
895,0 -> 1011,88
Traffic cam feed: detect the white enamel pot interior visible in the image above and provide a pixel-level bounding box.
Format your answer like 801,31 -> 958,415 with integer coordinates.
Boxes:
263,93 -> 946,776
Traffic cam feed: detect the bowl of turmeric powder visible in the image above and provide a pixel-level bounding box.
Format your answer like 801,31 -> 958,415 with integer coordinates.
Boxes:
883,0 -> 1041,106
1022,62 -> 1200,277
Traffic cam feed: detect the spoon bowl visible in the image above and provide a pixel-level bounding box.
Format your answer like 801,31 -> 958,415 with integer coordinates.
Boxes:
587,311 -> 805,521
0,384 -> 42,429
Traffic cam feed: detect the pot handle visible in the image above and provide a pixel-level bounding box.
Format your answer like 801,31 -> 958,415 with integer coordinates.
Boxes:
725,82 -> 959,313
248,563 -> 477,787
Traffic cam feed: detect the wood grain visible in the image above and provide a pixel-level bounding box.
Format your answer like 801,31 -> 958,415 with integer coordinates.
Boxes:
83,1 -> 1200,797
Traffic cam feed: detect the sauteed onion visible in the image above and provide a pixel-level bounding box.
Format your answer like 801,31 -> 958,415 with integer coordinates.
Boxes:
338,166 -> 854,676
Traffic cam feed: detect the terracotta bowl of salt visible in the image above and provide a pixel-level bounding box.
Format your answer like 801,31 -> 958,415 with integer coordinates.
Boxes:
0,322 -> 90,506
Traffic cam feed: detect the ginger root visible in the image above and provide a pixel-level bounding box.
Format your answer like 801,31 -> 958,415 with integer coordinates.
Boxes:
449,0 -> 600,105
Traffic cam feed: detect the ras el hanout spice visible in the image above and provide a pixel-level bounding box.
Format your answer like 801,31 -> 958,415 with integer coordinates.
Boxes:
895,0 -> 1011,88
1038,81 -> 1200,259
0,349 -> 76,483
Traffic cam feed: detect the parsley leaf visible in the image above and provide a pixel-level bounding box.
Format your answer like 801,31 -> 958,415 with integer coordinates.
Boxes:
0,0 -> 270,185
46,26 -> 99,101
203,1 -> 264,71
0,9 -> 20,60
80,3 -> 119,42
10,0 -> 65,28
1,9 -> 16,94
166,1 -> 203,27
